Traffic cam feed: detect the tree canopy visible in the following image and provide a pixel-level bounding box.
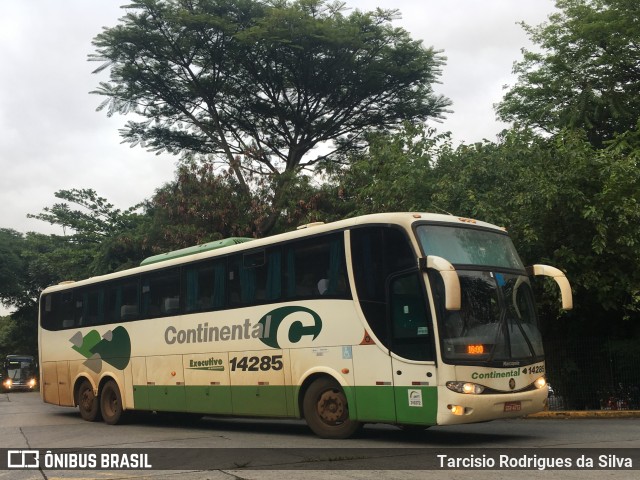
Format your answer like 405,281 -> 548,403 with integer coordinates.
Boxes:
497,0 -> 640,147
91,0 -> 450,233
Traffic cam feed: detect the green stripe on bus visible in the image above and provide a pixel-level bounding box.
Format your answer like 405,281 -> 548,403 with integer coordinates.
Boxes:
132,384 -> 437,425
134,385 -> 290,416
393,386 -> 438,425
352,386 -> 397,422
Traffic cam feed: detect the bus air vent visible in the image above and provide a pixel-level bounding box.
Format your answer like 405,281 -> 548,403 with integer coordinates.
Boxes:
140,237 -> 254,266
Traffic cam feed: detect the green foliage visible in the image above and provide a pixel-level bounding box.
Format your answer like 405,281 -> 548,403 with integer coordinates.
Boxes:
145,159 -> 258,248
338,123 -> 640,337
27,189 -> 147,276
497,0 -> 640,147
0,229 -> 26,308
331,123 -> 451,214
90,0 -> 450,233
143,157 -> 349,245
0,314 -> 37,358
0,230 -> 60,313
0,232 -> 65,356
0,315 -> 18,358
584,125 -> 640,317
27,189 -> 140,242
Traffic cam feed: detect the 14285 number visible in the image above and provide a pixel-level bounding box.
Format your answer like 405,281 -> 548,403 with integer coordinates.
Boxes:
230,355 -> 283,372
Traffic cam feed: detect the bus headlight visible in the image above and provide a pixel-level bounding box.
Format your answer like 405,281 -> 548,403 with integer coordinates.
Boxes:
3,378 -> 12,389
534,377 -> 547,389
28,378 -> 37,388
446,381 -> 485,395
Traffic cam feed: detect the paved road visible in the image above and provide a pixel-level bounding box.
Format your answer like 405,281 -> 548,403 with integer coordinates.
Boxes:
1,391 -> 639,479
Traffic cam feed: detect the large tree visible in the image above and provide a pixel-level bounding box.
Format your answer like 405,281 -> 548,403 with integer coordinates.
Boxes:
497,0 -> 640,147
27,189 -> 146,275
90,0 -> 450,234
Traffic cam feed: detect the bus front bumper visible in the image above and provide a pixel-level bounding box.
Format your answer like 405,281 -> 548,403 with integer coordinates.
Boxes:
436,386 -> 547,425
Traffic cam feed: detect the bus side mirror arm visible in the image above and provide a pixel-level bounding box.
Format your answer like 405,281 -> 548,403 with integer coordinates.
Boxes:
526,264 -> 573,310
419,256 -> 461,311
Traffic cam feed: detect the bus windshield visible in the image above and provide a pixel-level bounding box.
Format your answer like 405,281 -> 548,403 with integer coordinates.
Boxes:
417,225 -> 543,366
416,224 -> 525,271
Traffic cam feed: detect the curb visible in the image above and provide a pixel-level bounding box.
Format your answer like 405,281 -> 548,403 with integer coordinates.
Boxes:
527,410 -> 640,419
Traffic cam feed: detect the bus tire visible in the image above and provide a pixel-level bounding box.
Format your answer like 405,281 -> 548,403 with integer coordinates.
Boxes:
100,380 -> 125,425
303,377 -> 362,439
77,379 -> 101,422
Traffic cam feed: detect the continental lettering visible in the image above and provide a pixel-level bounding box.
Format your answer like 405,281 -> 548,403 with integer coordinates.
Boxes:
164,319 -> 268,345
471,369 -> 521,380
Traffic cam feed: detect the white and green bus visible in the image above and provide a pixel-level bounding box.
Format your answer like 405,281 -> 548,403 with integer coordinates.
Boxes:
38,212 -> 572,438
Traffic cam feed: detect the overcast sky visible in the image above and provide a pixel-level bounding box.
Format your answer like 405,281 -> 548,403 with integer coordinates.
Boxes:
0,0 -> 557,238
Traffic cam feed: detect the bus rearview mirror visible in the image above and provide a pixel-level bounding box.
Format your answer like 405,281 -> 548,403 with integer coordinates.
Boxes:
421,255 -> 461,311
526,264 -> 573,310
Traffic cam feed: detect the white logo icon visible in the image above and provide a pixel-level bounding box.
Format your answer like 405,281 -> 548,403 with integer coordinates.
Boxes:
7,450 -> 40,468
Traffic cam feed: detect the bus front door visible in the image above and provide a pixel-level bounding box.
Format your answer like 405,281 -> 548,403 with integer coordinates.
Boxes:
389,272 -> 438,426
392,358 -> 437,426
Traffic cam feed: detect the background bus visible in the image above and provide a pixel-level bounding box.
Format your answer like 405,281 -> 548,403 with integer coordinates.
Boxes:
2,355 -> 38,392
38,212 -> 571,438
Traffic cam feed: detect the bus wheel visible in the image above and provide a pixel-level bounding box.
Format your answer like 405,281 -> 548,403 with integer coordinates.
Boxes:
77,379 -> 101,422
100,380 -> 125,425
303,377 -> 362,439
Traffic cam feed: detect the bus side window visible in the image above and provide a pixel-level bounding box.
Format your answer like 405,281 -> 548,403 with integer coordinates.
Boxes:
40,294 -> 54,330
76,287 -> 104,327
41,293 -> 62,331
265,249 -> 282,301
351,226 -> 417,351
243,250 -> 265,303
60,291 -> 77,329
141,268 -> 180,318
228,255 -> 245,306
284,233 -> 349,300
106,279 -> 140,323
185,260 -> 226,312
228,248 -> 284,307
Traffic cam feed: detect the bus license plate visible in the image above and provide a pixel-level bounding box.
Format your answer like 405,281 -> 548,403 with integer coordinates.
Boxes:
504,401 -> 521,412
